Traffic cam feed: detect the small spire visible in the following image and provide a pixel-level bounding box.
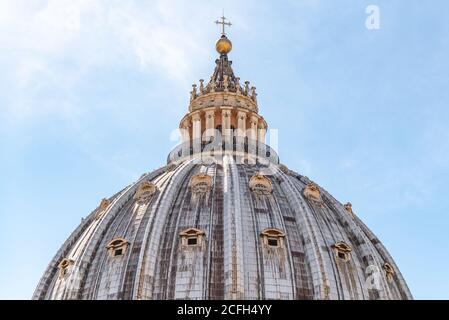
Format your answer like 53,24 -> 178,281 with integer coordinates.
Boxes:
251,86 -> 257,103
190,84 -> 197,101
209,78 -> 216,92
199,79 -> 205,94
244,81 -> 250,95
235,77 -> 241,93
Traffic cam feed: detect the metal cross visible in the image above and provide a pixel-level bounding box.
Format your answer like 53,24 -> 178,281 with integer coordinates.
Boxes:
215,15 -> 232,35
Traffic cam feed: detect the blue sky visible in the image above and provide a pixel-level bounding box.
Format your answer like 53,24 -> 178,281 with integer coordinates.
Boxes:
0,0 -> 448,299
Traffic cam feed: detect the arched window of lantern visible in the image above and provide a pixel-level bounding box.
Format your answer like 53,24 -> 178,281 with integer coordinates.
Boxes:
260,228 -> 285,248
249,174 -> 273,195
179,228 -> 205,248
383,262 -> 395,283
332,241 -> 352,262
189,173 -> 212,195
58,258 -> 74,279
134,181 -> 157,204
107,237 -> 129,257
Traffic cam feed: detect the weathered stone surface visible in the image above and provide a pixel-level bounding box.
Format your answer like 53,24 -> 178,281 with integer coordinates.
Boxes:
33,159 -> 412,300
33,29 -> 412,301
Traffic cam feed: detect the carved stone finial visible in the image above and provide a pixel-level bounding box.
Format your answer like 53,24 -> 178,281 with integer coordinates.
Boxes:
190,84 -> 197,101
199,79 -> 205,94
209,78 -> 216,93
244,81 -> 250,95
251,86 -> 257,103
235,77 -> 241,93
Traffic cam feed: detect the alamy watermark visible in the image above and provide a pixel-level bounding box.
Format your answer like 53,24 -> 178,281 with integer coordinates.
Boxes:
365,5 -> 380,30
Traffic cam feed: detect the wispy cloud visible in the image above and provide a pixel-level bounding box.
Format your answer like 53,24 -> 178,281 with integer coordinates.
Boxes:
0,0 -> 215,122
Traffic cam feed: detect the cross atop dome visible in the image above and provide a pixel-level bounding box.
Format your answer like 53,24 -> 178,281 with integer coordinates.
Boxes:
184,15 -> 259,113
214,13 -> 233,55
214,14 -> 232,36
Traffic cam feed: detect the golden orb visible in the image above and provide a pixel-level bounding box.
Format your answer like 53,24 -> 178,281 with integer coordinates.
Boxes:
215,36 -> 232,54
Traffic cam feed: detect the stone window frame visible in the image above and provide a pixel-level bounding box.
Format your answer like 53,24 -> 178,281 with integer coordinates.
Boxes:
249,174 -> 273,195
383,262 -> 395,283
260,228 -> 285,248
332,241 -> 352,262
58,258 -> 74,279
107,237 -> 130,258
134,181 -> 157,204
179,228 -> 206,248
189,173 -> 213,194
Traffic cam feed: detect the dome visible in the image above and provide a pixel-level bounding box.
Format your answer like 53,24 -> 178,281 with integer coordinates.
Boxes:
33,19 -> 412,300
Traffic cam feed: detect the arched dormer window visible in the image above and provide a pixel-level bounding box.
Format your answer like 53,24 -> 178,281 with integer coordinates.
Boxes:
179,228 -> 205,247
332,241 -> 352,262
107,237 -> 129,257
58,258 -> 74,279
260,228 -> 285,248
383,263 -> 395,283
189,173 -> 212,195
134,181 -> 157,204
249,174 -> 272,195
303,183 -> 322,203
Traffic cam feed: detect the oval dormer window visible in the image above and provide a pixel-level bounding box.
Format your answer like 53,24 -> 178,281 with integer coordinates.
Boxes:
189,174 -> 212,195
134,181 -> 157,204
107,237 -> 129,258
249,174 -> 272,195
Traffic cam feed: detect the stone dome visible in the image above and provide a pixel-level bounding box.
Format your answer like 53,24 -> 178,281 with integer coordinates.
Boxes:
33,21 -> 412,300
